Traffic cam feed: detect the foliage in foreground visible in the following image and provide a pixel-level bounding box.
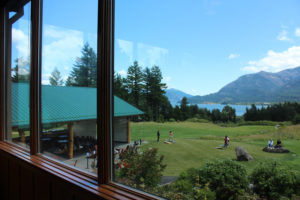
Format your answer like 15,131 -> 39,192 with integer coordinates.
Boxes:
250,162 -> 300,199
160,160 -> 248,200
117,151 -> 300,200
198,160 -> 249,200
117,146 -> 166,189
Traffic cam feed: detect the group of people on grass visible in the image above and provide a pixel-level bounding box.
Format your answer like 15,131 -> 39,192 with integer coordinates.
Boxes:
156,130 -> 175,143
224,135 -> 230,147
155,132 -> 284,150
267,139 -> 282,148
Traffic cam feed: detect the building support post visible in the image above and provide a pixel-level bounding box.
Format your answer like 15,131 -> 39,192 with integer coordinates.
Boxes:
19,129 -> 25,144
68,123 -> 74,159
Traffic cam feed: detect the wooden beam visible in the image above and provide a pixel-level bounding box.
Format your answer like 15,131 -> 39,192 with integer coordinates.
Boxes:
68,123 -> 74,159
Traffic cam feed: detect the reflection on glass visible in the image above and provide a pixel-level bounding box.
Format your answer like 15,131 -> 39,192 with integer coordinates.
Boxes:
7,2 -> 31,148
113,0 -> 300,199
40,0 -> 98,174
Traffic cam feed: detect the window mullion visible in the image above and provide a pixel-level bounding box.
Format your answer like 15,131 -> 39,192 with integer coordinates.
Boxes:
30,0 -> 42,155
0,6 -> 5,141
98,0 -> 114,184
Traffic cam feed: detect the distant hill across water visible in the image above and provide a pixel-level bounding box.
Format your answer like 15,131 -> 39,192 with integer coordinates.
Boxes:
187,66 -> 300,104
165,88 -> 193,105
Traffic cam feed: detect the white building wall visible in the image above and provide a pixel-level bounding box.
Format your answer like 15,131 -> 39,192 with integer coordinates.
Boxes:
73,120 -> 97,137
113,117 -> 128,143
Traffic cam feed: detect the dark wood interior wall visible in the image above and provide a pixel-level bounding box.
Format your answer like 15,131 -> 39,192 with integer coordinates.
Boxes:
0,149 -> 105,200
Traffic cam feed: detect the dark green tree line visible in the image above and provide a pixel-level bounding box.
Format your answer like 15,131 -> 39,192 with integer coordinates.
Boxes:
244,102 -> 300,123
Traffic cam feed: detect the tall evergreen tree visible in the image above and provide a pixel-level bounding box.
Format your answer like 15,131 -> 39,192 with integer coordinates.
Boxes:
126,61 -> 144,107
149,66 -> 167,121
142,66 -> 167,121
66,43 -> 97,87
180,97 -> 190,121
114,73 -> 128,100
49,67 -> 64,86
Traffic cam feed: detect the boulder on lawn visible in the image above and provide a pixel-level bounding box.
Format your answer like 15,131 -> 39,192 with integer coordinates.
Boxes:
235,146 -> 253,161
262,147 -> 290,153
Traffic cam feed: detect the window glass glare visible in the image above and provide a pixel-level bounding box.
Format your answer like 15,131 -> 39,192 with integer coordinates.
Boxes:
40,0 -> 98,174
7,2 -> 31,149
113,0 -> 300,198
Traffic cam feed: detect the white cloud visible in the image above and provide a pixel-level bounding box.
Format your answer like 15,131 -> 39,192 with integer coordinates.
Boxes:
137,43 -> 168,67
242,46 -> 300,73
117,70 -> 127,76
277,30 -> 291,41
163,76 -> 171,87
12,28 -> 30,57
42,80 -> 50,85
228,54 -> 239,59
42,73 -> 51,85
295,28 -> 300,37
42,25 -> 84,83
118,39 -> 133,62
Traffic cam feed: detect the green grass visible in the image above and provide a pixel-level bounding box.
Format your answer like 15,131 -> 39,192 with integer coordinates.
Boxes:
130,121 -> 300,176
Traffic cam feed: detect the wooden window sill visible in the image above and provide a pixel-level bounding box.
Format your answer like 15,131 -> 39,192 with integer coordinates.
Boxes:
0,141 -> 160,200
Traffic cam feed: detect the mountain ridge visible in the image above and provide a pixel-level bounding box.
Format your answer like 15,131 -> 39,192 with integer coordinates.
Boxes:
165,88 -> 193,104
188,66 -> 300,104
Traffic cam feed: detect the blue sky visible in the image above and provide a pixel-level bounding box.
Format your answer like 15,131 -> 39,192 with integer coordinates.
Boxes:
11,0 -> 300,95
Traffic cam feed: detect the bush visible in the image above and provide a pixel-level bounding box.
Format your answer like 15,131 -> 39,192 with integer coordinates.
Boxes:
174,168 -> 199,193
118,146 -> 166,189
198,160 -> 249,200
292,114 -> 300,124
158,168 -> 216,200
186,118 -> 210,123
238,120 -> 283,126
193,183 -> 216,200
158,114 -> 165,123
169,118 -> 176,122
250,162 -> 298,199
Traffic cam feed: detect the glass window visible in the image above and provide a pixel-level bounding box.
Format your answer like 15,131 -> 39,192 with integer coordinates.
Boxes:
40,0 -> 98,174
6,1 -> 31,149
113,0 -> 300,199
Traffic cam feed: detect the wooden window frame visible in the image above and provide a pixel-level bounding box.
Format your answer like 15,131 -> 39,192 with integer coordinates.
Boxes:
0,0 -> 160,199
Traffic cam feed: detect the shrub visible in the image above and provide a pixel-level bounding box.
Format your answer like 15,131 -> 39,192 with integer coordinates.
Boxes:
158,168 -> 216,200
186,118 -> 210,123
118,146 -> 166,189
169,118 -> 176,122
152,184 -> 191,200
198,160 -> 249,200
173,168 -> 199,193
193,183 -> 216,200
250,162 -> 298,199
292,114 -> 300,124
158,114 -> 165,123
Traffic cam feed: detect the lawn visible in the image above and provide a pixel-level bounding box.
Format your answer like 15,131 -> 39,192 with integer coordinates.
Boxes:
130,121 -> 300,176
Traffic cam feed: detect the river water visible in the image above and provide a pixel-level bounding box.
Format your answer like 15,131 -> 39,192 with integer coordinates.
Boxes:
196,104 -> 266,116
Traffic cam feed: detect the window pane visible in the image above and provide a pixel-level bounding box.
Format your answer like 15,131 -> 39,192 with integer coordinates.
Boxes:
113,0 -> 300,198
7,2 -> 31,148
40,0 -> 98,174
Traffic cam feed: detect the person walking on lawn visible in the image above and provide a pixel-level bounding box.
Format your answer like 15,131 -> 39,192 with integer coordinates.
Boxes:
157,130 -> 160,143
169,131 -> 174,143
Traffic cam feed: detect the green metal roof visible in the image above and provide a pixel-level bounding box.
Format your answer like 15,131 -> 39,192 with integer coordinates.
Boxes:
11,83 -> 143,127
